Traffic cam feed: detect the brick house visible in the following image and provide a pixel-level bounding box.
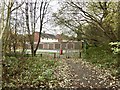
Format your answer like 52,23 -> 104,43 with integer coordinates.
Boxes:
34,32 -> 59,49
33,32 -> 81,50
34,32 -> 58,43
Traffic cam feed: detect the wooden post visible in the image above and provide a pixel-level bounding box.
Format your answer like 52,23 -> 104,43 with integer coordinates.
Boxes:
79,50 -> 81,58
60,43 -> 62,55
66,43 -> 70,58
40,53 -> 42,57
66,43 -> 68,58
79,41 -> 82,58
54,53 -> 56,58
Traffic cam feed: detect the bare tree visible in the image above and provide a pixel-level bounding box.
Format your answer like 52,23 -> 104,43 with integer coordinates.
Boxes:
25,0 -> 50,56
2,0 -> 14,55
34,1 -> 50,56
1,0 -> 24,55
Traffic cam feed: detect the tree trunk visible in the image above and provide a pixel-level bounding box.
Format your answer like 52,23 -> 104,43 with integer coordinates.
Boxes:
117,2 -> 120,41
0,39 -> 2,62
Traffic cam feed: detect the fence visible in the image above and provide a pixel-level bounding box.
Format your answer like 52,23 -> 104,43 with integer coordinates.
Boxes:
26,41 -> 82,58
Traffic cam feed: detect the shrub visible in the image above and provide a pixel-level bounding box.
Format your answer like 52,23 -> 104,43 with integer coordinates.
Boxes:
82,44 -> 118,75
2,56 -> 58,88
109,42 -> 120,77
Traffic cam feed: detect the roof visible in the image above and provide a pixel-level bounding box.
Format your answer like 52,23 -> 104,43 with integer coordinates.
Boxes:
41,33 -> 56,39
34,32 -> 56,39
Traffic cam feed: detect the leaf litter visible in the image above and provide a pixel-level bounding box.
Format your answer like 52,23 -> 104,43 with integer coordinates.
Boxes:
54,58 -> 120,89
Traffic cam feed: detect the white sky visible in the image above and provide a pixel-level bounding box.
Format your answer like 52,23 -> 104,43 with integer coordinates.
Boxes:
1,0 -> 62,35
41,0 -> 62,35
1,0 -> 119,35
26,0 -> 62,35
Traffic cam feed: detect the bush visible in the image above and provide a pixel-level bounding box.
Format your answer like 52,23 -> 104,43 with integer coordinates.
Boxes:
109,42 -> 120,77
5,51 -> 24,57
82,44 -> 118,75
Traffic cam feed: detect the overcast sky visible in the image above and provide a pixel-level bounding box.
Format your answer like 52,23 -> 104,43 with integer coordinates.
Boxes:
2,0 -> 118,35
1,0 -> 62,35
42,0 -> 62,35
30,0 -> 62,35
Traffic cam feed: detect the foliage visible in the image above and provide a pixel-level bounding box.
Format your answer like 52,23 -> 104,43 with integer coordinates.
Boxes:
2,56 -> 59,88
53,1 -> 119,45
109,42 -> 120,54
109,42 -> 120,76
82,45 -> 118,76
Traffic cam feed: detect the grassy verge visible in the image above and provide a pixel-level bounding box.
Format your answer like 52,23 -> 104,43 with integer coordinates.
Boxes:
2,55 -> 59,88
82,45 -> 119,77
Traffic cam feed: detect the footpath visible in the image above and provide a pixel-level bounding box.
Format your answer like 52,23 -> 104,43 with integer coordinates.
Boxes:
54,58 -> 120,89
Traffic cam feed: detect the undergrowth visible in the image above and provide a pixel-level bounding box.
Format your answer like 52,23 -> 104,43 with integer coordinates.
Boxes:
82,45 -> 119,77
2,56 -> 59,88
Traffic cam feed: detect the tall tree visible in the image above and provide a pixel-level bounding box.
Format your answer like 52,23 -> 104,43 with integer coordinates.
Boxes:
1,0 -> 24,55
25,0 -> 50,56
53,1 -> 118,45
2,0 -> 14,55
34,1 -> 49,56
117,2 -> 120,41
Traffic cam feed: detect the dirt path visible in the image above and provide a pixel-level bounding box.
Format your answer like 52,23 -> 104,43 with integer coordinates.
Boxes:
55,58 -> 120,89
